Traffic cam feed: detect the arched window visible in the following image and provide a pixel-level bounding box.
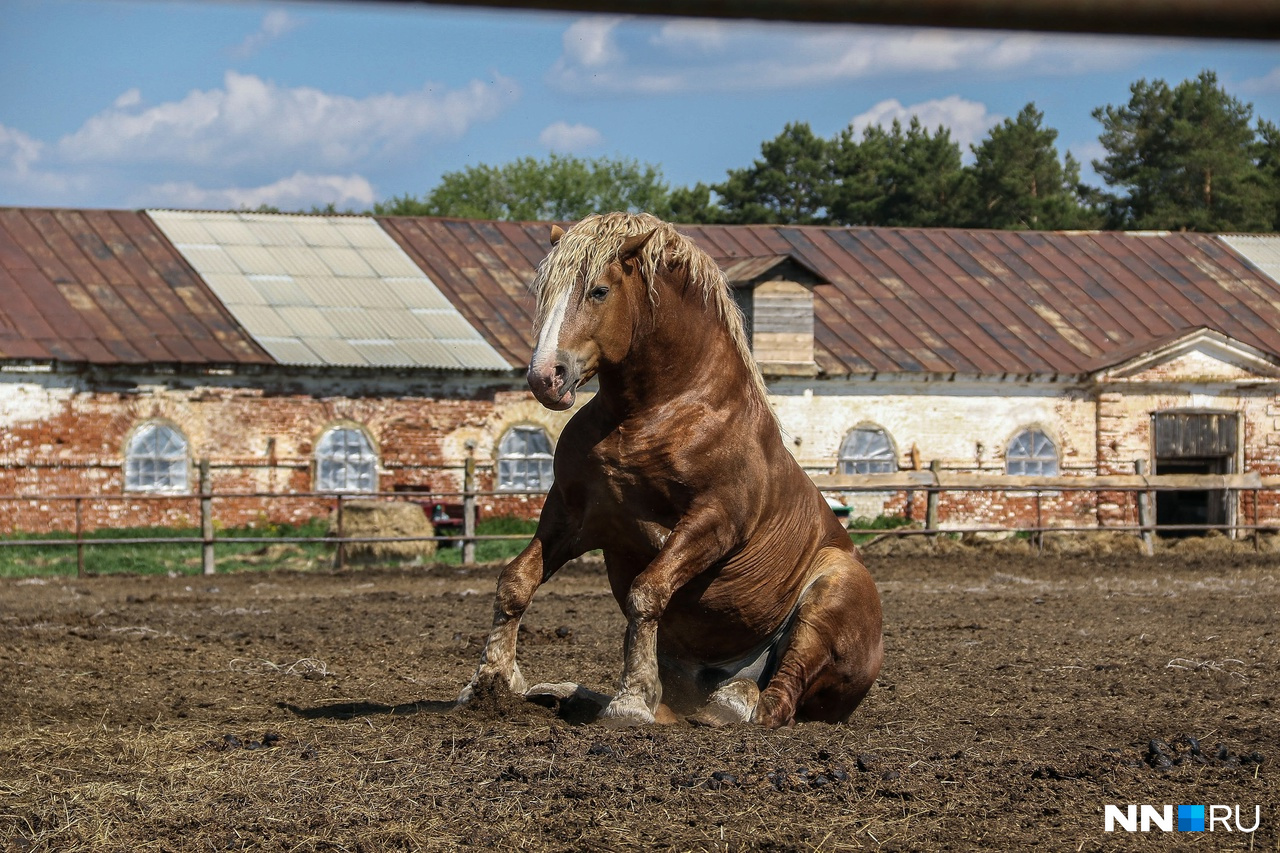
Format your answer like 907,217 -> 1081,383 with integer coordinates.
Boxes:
125,423 -> 189,493
498,426 -> 554,491
1006,428 -> 1059,476
838,426 -> 897,475
316,427 -> 377,492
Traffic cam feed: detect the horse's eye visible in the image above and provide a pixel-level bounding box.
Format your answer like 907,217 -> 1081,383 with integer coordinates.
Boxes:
589,286 -> 609,301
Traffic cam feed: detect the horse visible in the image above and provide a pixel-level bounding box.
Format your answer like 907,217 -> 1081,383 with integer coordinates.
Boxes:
458,212 -> 882,727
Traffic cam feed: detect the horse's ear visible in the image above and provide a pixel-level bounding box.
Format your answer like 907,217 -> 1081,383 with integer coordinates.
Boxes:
549,225 -> 564,246
618,228 -> 658,261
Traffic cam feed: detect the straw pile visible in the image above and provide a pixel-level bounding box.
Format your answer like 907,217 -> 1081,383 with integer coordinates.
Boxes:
330,499 -> 436,563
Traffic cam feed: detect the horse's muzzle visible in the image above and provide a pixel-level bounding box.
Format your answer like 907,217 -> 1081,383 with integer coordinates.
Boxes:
527,353 -> 580,411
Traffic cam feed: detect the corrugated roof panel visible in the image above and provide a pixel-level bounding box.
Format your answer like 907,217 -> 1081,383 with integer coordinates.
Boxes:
177,245 -> 241,275
270,246 -> 333,278
1221,235 -> 1280,285
351,280 -> 404,309
394,279 -> 456,311
292,219 -> 339,247
275,305 -> 340,338
322,307 -> 385,339
349,339 -> 415,366
252,276 -> 314,307
304,336 -> 369,365
238,216 -> 308,247
200,216 -> 261,246
201,274 -> 265,306
255,336 -> 321,364
315,246 -> 376,278
395,339 -> 465,367
235,308 -> 295,339
148,210 -> 512,371
153,216 -> 214,245
225,244 -> 288,275
332,219 -> 391,249
360,248 -> 423,278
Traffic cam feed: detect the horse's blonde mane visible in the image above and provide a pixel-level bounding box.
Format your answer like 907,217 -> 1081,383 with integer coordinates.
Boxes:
532,212 -> 771,408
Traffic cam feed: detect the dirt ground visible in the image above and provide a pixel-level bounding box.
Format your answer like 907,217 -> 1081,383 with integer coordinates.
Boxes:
0,547 -> 1276,851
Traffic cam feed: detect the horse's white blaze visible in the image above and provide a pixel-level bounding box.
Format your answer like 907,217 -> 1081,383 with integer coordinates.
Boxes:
532,289 -> 570,369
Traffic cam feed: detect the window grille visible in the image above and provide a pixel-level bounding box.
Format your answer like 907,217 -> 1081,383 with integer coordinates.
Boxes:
1006,428 -> 1059,476
125,423 -> 189,493
498,426 -> 554,491
838,427 -> 897,475
316,427 -> 377,492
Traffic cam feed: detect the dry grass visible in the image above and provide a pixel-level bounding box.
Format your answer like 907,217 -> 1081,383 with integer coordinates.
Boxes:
330,500 -> 437,564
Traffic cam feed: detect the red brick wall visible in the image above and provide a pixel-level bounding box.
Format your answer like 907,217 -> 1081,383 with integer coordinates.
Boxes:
0,369 -> 541,534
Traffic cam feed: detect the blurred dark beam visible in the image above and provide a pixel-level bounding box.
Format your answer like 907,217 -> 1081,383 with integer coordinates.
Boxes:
360,0 -> 1280,40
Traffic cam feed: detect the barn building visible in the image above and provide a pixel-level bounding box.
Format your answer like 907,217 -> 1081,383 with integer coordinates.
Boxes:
1,206 -> 1279,535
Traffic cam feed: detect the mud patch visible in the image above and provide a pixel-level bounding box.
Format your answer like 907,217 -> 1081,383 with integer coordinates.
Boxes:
0,551 -> 1276,851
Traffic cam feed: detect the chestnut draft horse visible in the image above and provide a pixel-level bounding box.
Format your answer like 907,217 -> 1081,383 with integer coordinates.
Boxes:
459,213 -> 882,727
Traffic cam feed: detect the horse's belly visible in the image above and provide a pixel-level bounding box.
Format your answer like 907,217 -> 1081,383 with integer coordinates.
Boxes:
657,569 -> 805,664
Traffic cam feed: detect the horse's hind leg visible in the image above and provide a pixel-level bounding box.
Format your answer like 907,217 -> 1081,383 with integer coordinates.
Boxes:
755,548 -> 883,727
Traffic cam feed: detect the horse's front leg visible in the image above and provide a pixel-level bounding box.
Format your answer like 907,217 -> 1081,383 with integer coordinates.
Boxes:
600,509 -> 731,725
458,491 -> 577,704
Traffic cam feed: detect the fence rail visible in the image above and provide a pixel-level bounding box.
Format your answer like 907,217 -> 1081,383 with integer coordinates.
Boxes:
2,463 -> 1278,575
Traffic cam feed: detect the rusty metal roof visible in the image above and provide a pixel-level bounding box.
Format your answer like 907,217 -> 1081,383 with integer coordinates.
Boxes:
380,218 -> 1280,377
148,211 -> 510,371
0,208 -> 270,365
6,209 -> 1280,379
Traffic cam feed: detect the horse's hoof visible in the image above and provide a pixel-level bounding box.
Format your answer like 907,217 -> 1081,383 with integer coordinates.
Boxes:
688,679 -> 760,727
753,687 -> 794,728
598,694 -> 656,727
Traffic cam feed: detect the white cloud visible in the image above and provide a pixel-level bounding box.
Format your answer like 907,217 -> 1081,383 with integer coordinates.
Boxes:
850,96 -> 1001,151
549,21 -> 1147,95
539,121 -> 604,152
561,17 -> 625,68
0,123 -> 87,199
144,171 -> 377,211
651,19 -> 726,53
0,123 -> 44,178
113,88 -> 142,109
1241,66 -> 1280,95
232,9 -> 301,59
56,71 -> 519,171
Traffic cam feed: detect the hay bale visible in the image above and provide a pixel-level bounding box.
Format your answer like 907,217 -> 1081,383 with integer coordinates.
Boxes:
330,500 -> 436,564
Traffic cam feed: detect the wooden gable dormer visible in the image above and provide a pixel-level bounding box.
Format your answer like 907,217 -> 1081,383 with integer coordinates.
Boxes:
722,254 -> 824,377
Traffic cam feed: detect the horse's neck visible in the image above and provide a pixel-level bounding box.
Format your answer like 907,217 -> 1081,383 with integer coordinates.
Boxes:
597,290 -> 762,420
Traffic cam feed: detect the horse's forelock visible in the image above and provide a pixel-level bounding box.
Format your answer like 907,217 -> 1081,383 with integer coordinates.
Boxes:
529,212 -> 770,410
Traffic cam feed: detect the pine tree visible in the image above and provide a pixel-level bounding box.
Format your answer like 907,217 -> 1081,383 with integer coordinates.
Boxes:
968,103 -> 1100,230
1092,71 -> 1270,231
713,122 -> 834,224
829,119 -> 970,227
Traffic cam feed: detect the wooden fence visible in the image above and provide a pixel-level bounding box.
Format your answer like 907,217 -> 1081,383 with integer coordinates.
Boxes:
2,465 -> 1278,575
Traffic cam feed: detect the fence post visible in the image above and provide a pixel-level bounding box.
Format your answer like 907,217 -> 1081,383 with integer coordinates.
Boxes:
200,458 -> 215,575
1135,459 -> 1154,556
925,459 -> 941,540
1034,491 -> 1043,556
1254,488 -> 1261,553
463,454 -> 477,565
335,494 -> 346,570
75,497 -> 85,578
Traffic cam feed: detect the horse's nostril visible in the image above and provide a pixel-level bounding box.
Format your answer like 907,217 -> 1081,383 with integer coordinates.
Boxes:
554,364 -> 567,382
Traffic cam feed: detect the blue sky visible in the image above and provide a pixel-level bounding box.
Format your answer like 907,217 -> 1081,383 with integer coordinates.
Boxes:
3,0 -> 1279,212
